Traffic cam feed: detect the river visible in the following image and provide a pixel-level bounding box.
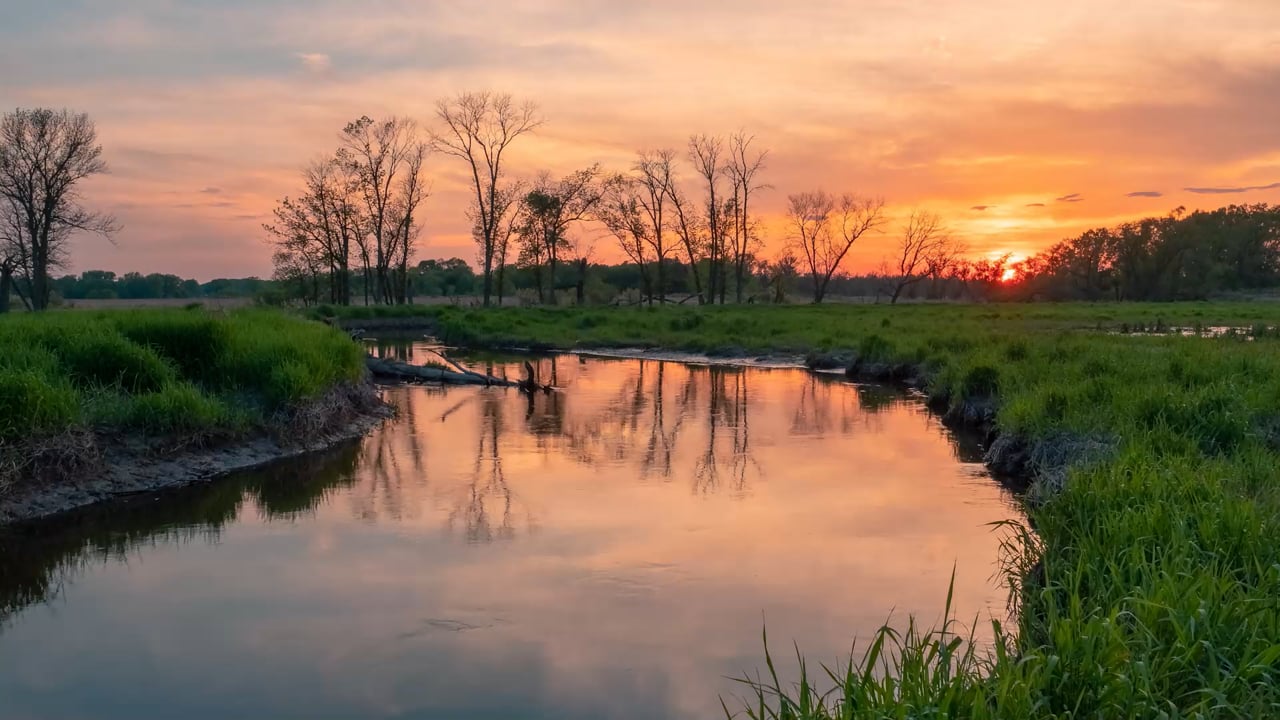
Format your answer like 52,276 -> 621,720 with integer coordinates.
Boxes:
0,348 -> 1024,719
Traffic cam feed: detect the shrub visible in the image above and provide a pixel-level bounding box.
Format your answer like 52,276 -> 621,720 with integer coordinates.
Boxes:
117,382 -> 232,435
0,371 -> 79,441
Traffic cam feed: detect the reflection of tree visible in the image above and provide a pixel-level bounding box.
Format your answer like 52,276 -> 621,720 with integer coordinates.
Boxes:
0,444 -> 363,628
446,391 -> 534,543
693,367 -> 760,495
349,386 -> 430,521
790,375 -> 882,436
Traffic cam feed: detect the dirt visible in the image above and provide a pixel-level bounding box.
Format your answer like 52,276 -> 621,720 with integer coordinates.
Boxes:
0,383 -> 392,527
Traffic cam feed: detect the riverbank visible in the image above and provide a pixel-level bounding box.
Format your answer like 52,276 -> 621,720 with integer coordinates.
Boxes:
0,309 -> 388,526
316,302 -> 1280,716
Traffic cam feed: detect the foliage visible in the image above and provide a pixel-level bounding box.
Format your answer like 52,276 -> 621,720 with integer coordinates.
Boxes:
1012,204 -> 1280,300
0,308 -> 366,445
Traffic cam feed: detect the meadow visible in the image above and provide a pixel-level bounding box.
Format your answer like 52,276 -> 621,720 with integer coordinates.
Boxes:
318,300 -> 1280,717
0,308 -> 367,490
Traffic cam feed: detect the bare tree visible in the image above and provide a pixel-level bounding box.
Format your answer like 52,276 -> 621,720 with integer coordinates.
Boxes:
0,108 -> 117,310
338,115 -> 428,305
787,191 -> 883,303
633,149 -> 676,303
890,209 -> 950,304
489,180 -> 527,306
385,141 -> 430,303
433,92 -> 541,307
667,183 -> 706,304
599,173 -> 653,304
689,135 -> 727,304
264,158 -> 363,305
726,131 -> 769,302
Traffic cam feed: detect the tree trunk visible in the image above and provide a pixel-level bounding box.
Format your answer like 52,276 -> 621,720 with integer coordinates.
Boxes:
576,259 -> 587,305
0,264 -> 11,314
482,249 -> 493,307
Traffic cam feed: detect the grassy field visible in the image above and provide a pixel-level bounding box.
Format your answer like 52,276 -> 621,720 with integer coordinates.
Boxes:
318,301 -> 1280,717
0,308 -> 366,479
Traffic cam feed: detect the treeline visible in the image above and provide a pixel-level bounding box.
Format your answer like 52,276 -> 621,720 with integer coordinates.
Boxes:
51,271 -> 270,301
1011,204 -> 1280,300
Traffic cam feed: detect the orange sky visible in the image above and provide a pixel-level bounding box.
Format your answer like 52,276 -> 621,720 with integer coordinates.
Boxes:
3,0 -> 1279,279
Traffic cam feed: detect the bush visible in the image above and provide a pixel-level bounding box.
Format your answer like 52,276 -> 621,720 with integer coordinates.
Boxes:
117,382 -> 232,435
0,371 -> 79,441
55,331 -> 176,393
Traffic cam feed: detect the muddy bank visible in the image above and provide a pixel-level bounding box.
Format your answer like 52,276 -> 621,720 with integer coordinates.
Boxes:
818,351 -> 1114,499
0,382 -> 391,527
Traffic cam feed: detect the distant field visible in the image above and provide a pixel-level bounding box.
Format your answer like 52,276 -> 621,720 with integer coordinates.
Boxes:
59,297 -> 253,310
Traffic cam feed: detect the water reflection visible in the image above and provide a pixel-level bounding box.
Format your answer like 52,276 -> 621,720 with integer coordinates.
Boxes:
0,350 -> 1022,720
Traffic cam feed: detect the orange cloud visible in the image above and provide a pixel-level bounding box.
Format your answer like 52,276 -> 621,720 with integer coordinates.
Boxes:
3,0 -> 1278,277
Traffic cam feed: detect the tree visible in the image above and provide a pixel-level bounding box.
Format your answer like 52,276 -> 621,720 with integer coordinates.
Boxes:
516,166 -> 602,304
726,131 -> 769,302
689,135 -> 727,303
762,250 -> 799,303
667,182 -> 706,304
787,191 -> 885,303
338,115 -> 429,305
433,92 -> 541,307
0,108 -> 117,310
890,210 -> 949,304
599,174 -> 653,303
265,158 -> 364,305
633,150 -> 677,303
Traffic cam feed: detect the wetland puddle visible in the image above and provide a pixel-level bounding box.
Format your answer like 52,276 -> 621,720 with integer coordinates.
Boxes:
0,349 -> 1024,720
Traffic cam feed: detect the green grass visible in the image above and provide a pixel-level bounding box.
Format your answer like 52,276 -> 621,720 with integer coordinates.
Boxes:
317,301 -> 1280,717
0,308 -> 366,444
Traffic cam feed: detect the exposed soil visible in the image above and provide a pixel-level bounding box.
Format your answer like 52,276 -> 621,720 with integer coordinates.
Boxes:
0,382 -> 391,527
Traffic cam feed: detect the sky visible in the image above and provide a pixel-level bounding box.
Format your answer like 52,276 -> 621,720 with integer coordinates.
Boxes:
2,0 -> 1279,280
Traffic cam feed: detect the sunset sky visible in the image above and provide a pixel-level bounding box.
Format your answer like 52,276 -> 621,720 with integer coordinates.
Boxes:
3,0 -> 1279,280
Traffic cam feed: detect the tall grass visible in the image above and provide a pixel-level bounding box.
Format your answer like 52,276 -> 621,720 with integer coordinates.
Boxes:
0,308 -> 365,445
316,302 -> 1280,717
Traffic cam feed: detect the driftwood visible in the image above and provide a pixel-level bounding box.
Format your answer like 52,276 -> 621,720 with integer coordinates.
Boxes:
365,354 -> 554,394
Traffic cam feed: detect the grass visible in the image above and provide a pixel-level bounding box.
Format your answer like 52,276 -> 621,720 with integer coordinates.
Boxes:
315,301 -> 1280,717
0,307 -> 366,448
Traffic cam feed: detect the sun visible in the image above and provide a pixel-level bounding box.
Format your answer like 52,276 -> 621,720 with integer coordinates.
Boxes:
990,252 -> 1026,283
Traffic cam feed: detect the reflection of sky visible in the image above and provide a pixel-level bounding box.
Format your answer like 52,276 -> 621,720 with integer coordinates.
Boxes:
0,356 -> 1022,719
4,2 -> 1280,277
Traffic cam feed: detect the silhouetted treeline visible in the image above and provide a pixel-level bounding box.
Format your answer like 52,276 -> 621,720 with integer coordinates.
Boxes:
51,271 -> 270,301
1010,204 -> 1280,301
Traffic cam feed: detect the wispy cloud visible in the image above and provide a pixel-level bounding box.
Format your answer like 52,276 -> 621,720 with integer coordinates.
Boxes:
1125,190 -> 1163,198
1025,203 -> 1046,207
1184,182 -> 1280,194
1056,193 -> 1084,202
295,52 -> 331,73
970,205 -> 993,211
199,186 -> 223,194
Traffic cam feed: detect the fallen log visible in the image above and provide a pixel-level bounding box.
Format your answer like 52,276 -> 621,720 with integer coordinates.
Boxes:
365,356 -> 519,387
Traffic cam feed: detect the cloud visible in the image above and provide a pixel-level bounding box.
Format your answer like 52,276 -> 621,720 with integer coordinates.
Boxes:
199,186 -> 223,194
1125,190 -> 1163,197
295,52 -> 331,73
1025,203 -> 1046,207
1184,181 -> 1280,194
970,205 -> 993,211
1055,193 -> 1083,202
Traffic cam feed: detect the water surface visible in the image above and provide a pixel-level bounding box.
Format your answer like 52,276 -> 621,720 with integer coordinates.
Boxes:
0,351 -> 1022,720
